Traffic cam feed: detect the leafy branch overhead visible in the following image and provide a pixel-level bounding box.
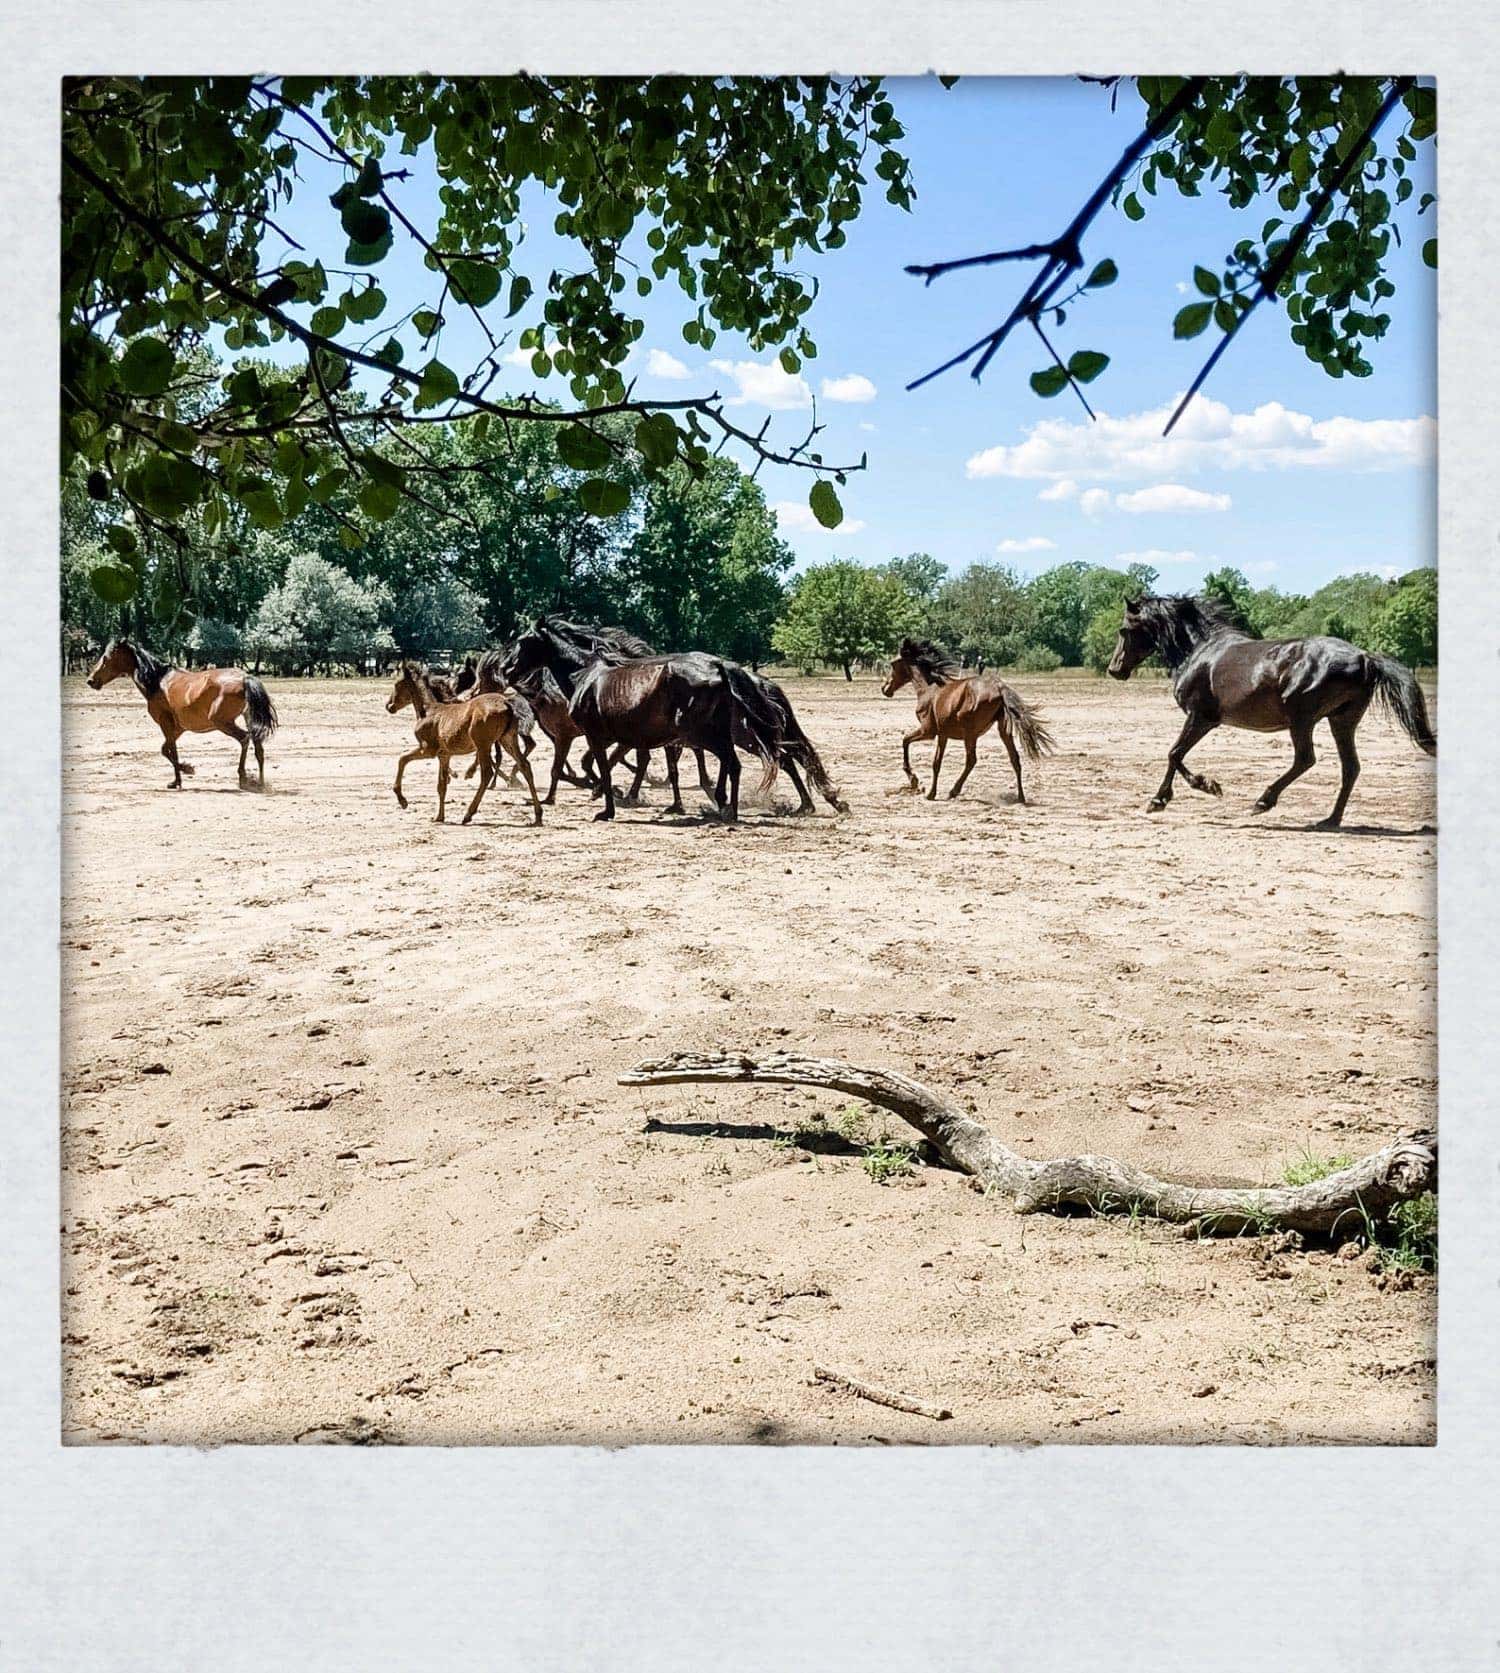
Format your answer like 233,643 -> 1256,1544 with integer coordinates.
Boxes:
908,76 -> 1435,428
63,75 -> 917,614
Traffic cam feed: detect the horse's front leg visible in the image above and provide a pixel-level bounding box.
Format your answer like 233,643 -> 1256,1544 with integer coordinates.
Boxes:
589,734 -> 617,820
1149,714 -> 1218,812
393,747 -> 429,809
158,726 -> 188,789
435,754 -> 451,822
694,748 -> 716,800
663,746 -> 685,816
900,723 -> 933,792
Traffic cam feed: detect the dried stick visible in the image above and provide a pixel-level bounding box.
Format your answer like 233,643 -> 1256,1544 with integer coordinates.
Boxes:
618,1050 -> 1436,1239
813,1364 -> 953,1421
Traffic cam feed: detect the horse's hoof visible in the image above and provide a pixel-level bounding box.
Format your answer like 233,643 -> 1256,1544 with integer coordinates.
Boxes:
666,802 -> 685,816
1251,800 -> 1271,815
1147,798 -> 1166,813
1204,779 -> 1223,797
1313,816 -> 1342,831
593,810 -> 614,822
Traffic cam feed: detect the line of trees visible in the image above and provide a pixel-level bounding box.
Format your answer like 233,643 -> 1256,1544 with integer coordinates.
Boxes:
767,555 -> 1437,678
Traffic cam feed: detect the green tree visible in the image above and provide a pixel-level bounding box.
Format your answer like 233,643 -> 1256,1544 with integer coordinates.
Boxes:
246,552 -> 394,672
62,74 -> 914,619
1200,566 -> 1260,632
1369,568 -> 1437,666
772,561 -> 918,679
880,552 -> 947,607
386,573 -> 488,655
621,456 -> 792,662
926,562 -> 1036,666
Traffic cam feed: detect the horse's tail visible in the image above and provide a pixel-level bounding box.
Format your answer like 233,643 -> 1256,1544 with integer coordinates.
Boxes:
1369,654 -> 1436,755
243,675 -> 279,743
768,683 -> 847,812
717,661 -> 780,793
999,684 -> 1055,761
507,692 -> 537,742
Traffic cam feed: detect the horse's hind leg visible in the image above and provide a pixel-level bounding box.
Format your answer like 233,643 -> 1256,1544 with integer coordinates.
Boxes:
461,748 -> 494,825
217,720 -> 251,782
695,749 -> 716,799
926,737 -> 948,800
1000,727 -> 1027,804
1252,720 -> 1316,816
435,755 -> 451,822
1317,706 -> 1366,829
500,732 -> 544,826
782,757 -> 813,814
664,746 -> 685,816
946,737 -> 981,801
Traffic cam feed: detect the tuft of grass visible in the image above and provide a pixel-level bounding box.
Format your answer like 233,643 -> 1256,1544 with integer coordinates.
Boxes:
1374,1192 -> 1438,1274
861,1140 -> 917,1185
834,1104 -> 871,1145
1282,1148 -> 1357,1187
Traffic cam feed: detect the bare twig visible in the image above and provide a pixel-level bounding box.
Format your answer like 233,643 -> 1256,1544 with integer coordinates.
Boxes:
813,1364 -> 953,1421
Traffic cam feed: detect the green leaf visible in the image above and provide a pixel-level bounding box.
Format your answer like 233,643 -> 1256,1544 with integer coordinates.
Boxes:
310,306 -> 345,337
633,412 -> 679,469
1422,238 -> 1437,269
556,425 -> 614,472
1173,301 -> 1214,340
413,359 -> 461,411
1193,265 -> 1221,297
808,479 -> 843,529
307,468 -> 350,505
779,347 -> 801,375
346,230 -> 394,267
412,308 -> 443,338
1028,365 -> 1070,398
358,478 -> 402,521
449,260 -> 502,307
1123,193 -> 1144,222
117,338 -> 175,397
354,155 -> 384,197
89,563 -> 138,605
1066,350 -> 1110,384
104,524 -> 138,557
577,477 -> 631,518
506,275 -> 532,318
240,486 -> 283,530
1084,258 -> 1118,288
125,454 -> 201,519
342,285 -> 387,324
340,199 -> 391,246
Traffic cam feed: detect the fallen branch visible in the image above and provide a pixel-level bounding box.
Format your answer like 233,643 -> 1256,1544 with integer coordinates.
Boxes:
813,1364 -> 952,1422
617,1051 -> 1436,1239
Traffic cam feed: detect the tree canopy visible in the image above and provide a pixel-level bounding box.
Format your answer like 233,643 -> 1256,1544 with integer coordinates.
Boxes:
62,74 -> 915,625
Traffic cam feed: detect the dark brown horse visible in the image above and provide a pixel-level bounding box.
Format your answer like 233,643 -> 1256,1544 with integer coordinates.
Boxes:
1106,593 -> 1437,827
882,638 -> 1054,803
86,638 -> 278,788
567,652 -> 781,821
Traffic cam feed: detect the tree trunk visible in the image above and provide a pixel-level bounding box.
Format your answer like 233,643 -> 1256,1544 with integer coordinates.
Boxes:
842,661 -> 853,681
619,1051 -> 1436,1239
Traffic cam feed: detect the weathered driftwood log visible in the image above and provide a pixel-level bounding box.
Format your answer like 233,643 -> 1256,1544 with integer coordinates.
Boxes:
618,1051 -> 1437,1239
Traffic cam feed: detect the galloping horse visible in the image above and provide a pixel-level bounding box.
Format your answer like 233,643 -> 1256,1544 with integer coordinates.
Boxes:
882,638 -> 1054,803
86,638 -> 278,788
1106,593 -> 1437,827
387,662 -> 542,826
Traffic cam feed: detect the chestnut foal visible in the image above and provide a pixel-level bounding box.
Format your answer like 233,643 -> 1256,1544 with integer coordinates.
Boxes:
86,638 -> 278,788
387,662 -> 542,826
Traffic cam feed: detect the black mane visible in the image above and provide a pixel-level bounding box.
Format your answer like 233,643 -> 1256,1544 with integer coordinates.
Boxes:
1128,595 -> 1245,669
898,636 -> 960,685
113,638 -> 169,697
541,614 -> 657,662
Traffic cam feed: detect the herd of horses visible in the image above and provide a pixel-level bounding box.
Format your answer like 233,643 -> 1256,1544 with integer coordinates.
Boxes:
84,594 -> 1437,828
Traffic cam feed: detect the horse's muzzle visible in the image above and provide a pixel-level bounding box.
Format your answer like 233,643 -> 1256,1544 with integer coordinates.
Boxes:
86,676 -> 101,690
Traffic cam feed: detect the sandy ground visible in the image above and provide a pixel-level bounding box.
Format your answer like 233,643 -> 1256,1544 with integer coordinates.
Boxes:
60,669 -> 1436,1445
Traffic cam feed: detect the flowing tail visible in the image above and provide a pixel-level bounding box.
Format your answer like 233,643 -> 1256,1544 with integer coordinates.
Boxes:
718,662 -> 781,793
1369,654 -> 1436,755
243,675 -> 279,744
765,680 -> 847,812
999,684 -> 1055,761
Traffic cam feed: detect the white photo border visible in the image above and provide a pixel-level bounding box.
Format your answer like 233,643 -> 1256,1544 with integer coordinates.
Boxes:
3,6 -> 1496,1667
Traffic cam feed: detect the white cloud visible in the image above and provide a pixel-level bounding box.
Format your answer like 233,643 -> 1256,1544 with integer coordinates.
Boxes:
502,345 -> 544,370
1038,478 -> 1078,502
858,421 -> 878,433
710,358 -> 812,410
645,348 -> 691,380
995,536 -> 1057,554
821,373 -> 878,404
965,395 -> 1435,482
772,500 -> 867,536
1079,488 -> 1113,518
1115,484 -> 1232,514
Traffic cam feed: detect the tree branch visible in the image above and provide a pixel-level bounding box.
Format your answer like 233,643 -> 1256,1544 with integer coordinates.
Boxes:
619,1050 -> 1436,1239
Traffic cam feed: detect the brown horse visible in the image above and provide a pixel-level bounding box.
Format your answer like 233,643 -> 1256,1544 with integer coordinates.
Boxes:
882,638 -> 1054,803
387,662 -> 542,826
1106,593 -> 1437,827
86,638 -> 278,788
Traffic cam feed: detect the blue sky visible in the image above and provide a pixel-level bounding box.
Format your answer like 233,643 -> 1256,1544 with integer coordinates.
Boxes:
269,77 -> 1436,596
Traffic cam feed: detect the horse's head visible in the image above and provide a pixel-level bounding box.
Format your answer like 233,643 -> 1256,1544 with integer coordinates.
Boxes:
453,656 -> 477,695
386,663 -> 422,714
502,630 -> 551,687
1107,598 -> 1156,681
86,639 -> 135,690
881,651 -> 914,699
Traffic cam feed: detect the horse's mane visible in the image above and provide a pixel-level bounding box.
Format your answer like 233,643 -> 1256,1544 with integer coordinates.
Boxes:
1128,595 -> 1245,668
898,636 -> 960,685
541,614 -> 656,662
112,638 -> 169,697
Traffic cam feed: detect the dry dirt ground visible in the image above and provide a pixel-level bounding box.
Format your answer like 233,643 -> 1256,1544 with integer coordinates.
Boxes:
60,670 -> 1436,1446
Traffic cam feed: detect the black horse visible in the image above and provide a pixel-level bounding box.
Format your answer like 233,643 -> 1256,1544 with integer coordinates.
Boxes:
503,616 -> 846,815
1107,594 -> 1436,828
